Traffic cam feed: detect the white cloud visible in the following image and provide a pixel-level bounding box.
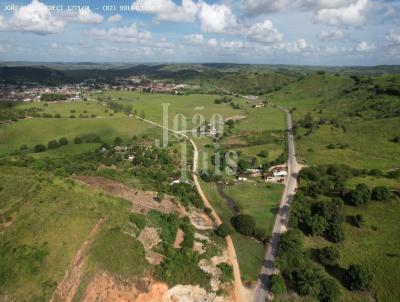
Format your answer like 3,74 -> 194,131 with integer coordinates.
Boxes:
207,38 -> 218,47
197,1 -> 238,33
315,0 -> 369,26
386,29 -> 400,45
285,38 -> 312,53
88,23 -> 152,43
355,41 -> 375,52
246,20 -> 283,44
8,0 -> 65,34
132,0 -> 198,22
108,14 -> 123,23
318,29 -> 344,41
184,34 -> 204,45
59,8 -> 104,24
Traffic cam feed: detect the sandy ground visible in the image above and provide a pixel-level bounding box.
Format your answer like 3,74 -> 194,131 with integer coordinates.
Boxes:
74,176 -> 177,214
138,227 -> 164,265
173,229 -> 184,249
49,218 -> 106,302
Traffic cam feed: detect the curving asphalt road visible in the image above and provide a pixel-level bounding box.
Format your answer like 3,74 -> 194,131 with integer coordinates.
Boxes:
252,105 -> 299,302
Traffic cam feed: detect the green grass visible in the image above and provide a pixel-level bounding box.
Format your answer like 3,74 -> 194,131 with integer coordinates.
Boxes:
200,180 -> 268,284
304,199 -> 400,302
89,227 -> 149,279
16,100 -> 123,118
222,183 -> 284,234
0,166 -> 137,301
0,117 -> 151,154
296,118 -> 400,170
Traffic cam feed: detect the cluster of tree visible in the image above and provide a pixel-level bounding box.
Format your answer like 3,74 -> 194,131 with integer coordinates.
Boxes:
276,229 -> 342,301
33,137 -> 69,153
73,133 -> 102,144
214,96 -> 232,104
345,183 -> 392,206
290,193 -> 345,243
40,93 -> 67,102
326,143 -> 349,150
106,100 -> 134,115
231,214 -> 268,242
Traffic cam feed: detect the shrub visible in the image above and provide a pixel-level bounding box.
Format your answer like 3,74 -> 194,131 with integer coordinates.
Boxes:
355,214 -> 364,228
215,223 -> 231,238
371,186 -> 390,201
114,137 -> 123,145
346,183 -> 370,206
346,264 -> 373,290
388,169 -> 400,179
270,274 -> 286,295
231,214 -> 256,236
47,139 -> 60,149
217,263 -> 233,283
319,277 -> 342,302
319,246 -> 340,266
59,137 -> 68,145
20,144 -> 28,150
54,113 -> 61,118
34,144 -> 46,152
326,222 -> 345,243
74,137 -> 83,144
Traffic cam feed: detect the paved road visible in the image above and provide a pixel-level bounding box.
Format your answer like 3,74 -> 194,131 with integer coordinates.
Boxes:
135,116 -> 250,302
252,105 -> 299,302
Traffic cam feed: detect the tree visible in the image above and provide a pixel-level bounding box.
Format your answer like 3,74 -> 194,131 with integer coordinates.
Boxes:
347,183 -> 370,206
346,264 -> 373,290
371,186 -> 390,201
34,144 -> 46,152
319,246 -> 340,266
354,214 -> 364,228
257,150 -> 269,158
279,229 -> 304,254
215,224 -> 231,238
319,277 -> 342,302
59,137 -> 68,145
296,266 -> 323,297
114,137 -> 123,145
20,144 -> 28,150
270,274 -> 286,295
326,222 -> 345,243
47,139 -> 60,149
307,214 -> 327,236
231,214 -> 256,236
74,137 -> 83,144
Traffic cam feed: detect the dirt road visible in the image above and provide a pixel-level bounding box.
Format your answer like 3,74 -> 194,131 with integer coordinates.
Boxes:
136,116 -> 250,302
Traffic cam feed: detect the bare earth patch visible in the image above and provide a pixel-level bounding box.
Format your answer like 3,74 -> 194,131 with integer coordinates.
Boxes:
173,229 -> 184,249
138,227 -> 164,265
198,250 -> 230,292
74,176 -> 177,214
50,218 -> 106,302
225,115 -> 247,122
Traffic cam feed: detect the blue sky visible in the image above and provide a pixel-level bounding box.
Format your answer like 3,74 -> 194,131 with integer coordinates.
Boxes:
0,0 -> 399,65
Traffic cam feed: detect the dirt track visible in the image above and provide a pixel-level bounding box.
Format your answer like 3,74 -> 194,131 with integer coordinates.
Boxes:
74,176 -> 177,214
49,218 -> 106,302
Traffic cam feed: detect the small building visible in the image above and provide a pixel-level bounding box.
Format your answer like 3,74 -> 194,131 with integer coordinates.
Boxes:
252,102 -> 265,108
127,155 -> 134,161
238,176 -> 247,181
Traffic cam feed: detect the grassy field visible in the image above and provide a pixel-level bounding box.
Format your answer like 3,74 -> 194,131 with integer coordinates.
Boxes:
16,100 -> 124,118
304,198 -> 400,302
222,182 -> 284,234
296,117 -> 400,169
0,166 -> 145,302
0,116 -> 152,154
200,180 -> 267,284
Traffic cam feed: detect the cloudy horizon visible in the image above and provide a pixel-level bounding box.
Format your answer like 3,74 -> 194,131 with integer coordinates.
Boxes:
0,0 -> 399,66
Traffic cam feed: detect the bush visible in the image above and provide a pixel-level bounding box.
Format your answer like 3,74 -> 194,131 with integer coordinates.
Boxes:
319,246 -> 340,266
270,274 -> 286,295
346,183 -> 370,206
74,137 -> 83,144
354,214 -> 364,227
217,263 -> 233,283
59,137 -> 68,145
371,186 -> 390,201
346,264 -> 373,290
34,144 -> 46,152
114,137 -> 123,145
215,223 -> 231,238
319,277 -> 342,302
388,169 -> 400,179
20,144 -> 28,150
54,113 -> 61,118
231,214 -> 256,236
47,139 -> 60,149
326,222 -> 345,243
